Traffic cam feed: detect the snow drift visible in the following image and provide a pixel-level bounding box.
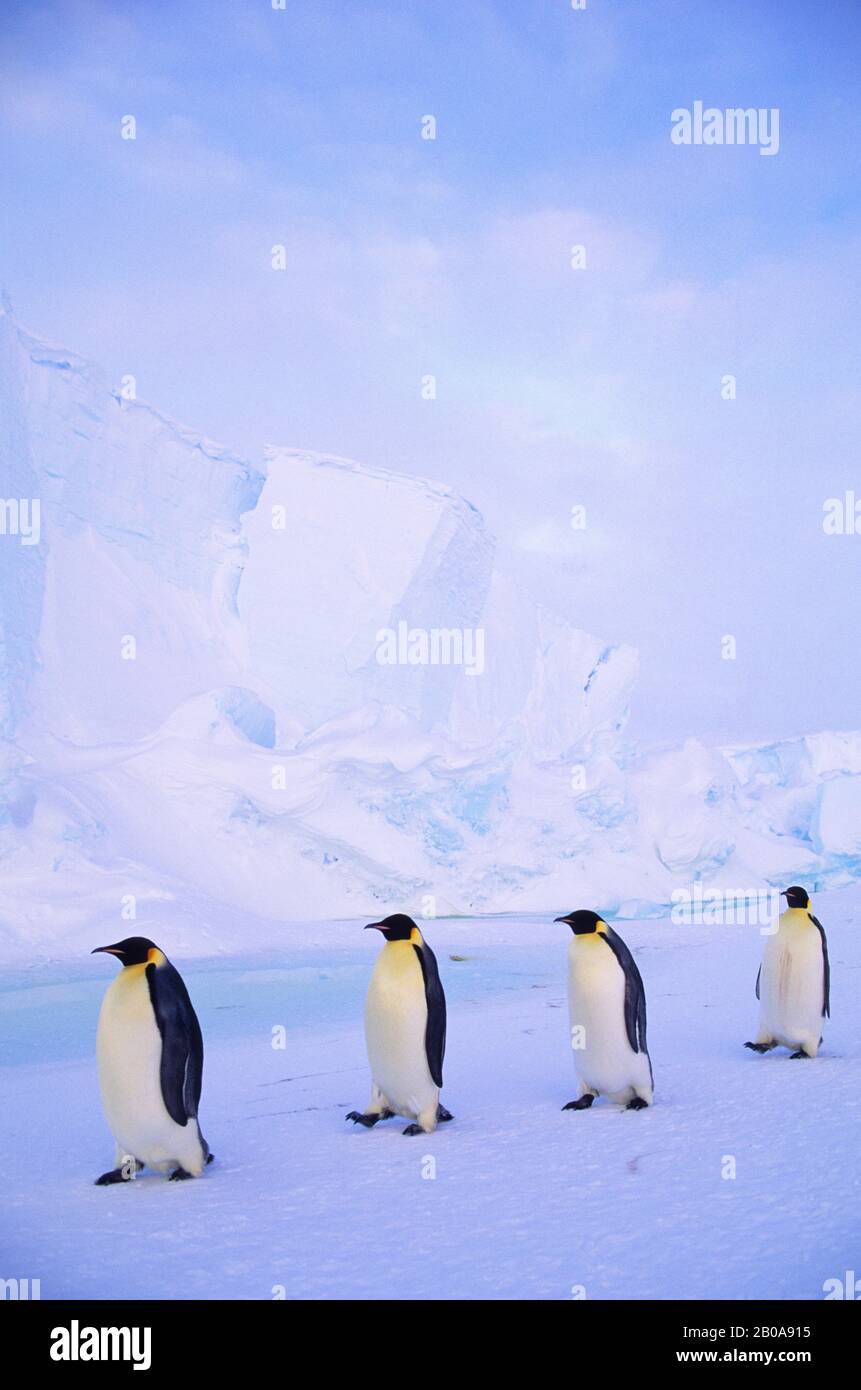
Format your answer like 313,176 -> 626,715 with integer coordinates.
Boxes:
0,298 -> 859,960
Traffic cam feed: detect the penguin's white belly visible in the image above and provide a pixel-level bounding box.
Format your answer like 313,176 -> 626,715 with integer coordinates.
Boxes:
569,941 -> 651,1101
760,923 -> 823,1049
365,944 -> 437,1119
96,968 -> 203,1174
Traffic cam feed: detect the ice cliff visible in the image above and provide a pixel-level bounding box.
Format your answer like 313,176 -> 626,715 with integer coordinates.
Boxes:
0,300 -> 858,959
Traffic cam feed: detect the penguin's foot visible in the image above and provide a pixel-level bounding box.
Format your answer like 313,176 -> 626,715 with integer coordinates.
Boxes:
744,1041 -> 775,1053
790,1049 -> 812,1059
168,1167 -> 194,1181
437,1103 -> 454,1123
626,1097 -> 649,1110
346,1110 -> 385,1127
95,1164 -> 139,1186
402,1123 -> 430,1136
563,1095 -> 595,1111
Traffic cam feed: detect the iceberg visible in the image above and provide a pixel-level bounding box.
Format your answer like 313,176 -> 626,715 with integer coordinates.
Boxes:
1,299 -> 859,961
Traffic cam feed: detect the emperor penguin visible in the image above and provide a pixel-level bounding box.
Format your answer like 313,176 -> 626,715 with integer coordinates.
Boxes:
92,937 -> 213,1183
557,909 -> 654,1111
347,914 -> 453,1135
745,885 -> 830,1059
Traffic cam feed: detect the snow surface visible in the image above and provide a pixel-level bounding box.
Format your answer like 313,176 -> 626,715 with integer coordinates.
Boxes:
2,300 -> 861,961
2,885 -> 859,1300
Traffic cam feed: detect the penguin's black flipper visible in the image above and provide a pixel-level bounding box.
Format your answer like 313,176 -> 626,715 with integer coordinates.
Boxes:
146,960 -> 204,1127
755,964 -> 761,1000
413,940 -> 446,1088
808,914 -> 830,1018
602,927 -> 648,1057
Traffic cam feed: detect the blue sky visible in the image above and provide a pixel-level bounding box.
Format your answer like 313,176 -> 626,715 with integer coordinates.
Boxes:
1,0 -> 859,742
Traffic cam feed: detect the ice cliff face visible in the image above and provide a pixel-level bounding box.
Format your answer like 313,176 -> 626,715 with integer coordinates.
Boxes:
0,301 -> 858,959
0,295 -> 265,749
241,447 -> 496,735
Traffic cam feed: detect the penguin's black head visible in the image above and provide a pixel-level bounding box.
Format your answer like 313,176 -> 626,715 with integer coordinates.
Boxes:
782,886 -> 810,910
92,936 -> 158,967
365,914 -> 418,941
554,909 -> 604,935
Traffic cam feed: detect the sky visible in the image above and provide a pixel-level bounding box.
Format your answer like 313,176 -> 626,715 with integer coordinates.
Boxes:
1,0 -> 859,744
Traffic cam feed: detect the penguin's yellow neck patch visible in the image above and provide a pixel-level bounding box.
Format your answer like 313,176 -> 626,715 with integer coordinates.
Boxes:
145,947 -> 166,967
784,906 -> 812,926
117,962 -> 147,984
409,927 -> 424,946
574,921 -> 609,948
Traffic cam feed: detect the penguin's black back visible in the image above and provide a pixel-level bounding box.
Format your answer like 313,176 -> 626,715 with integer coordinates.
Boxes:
413,940 -> 446,1088
146,960 -> 204,1126
809,913 -> 831,1018
602,926 -> 649,1059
